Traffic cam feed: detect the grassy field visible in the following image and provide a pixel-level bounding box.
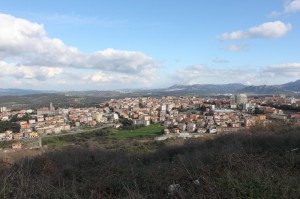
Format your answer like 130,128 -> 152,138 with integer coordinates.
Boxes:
108,123 -> 164,139
42,129 -> 108,149
42,124 -> 164,151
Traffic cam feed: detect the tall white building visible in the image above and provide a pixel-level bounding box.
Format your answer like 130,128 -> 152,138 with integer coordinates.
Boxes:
161,104 -> 167,111
230,95 -> 236,105
230,94 -> 248,109
50,102 -> 54,111
236,94 -> 248,104
0,107 -> 7,112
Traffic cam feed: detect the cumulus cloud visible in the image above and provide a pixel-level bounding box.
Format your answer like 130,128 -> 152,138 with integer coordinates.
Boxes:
269,0 -> 300,18
0,61 -> 63,80
87,49 -> 157,74
0,13 -> 159,84
262,63 -> 300,77
285,0 -> 300,13
220,21 -> 292,40
173,63 -> 300,86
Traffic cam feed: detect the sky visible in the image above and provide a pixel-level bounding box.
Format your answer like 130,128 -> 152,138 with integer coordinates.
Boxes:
0,0 -> 300,91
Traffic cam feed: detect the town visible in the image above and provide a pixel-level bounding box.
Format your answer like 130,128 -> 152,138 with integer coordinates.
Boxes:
1,94 -> 300,149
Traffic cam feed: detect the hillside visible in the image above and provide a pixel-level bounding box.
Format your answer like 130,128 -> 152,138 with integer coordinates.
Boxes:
168,80 -> 300,95
0,124 -> 299,198
281,80 -> 300,92
0,88 -> 53,96
167,83 -> 246,94
240,79 -> 300,94
239,85 -> 284,94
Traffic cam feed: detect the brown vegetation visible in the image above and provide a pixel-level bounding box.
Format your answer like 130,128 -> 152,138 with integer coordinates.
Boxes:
0,124 -> 299,198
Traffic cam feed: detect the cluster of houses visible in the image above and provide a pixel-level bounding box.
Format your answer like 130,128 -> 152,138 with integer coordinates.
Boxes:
0,94 -> 300,148
0,104 -> 120,144
106,95 -> 300,140
68,107 -> 119,127
0,130 -> 39,141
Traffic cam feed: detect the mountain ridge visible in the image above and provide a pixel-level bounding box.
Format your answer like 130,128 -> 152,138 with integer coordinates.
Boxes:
0,88 -> 55,96
0,79 -> 299,96
168,80 -> 300,94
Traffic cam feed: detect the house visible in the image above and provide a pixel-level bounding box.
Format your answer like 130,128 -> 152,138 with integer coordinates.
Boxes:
63,124 -> 71,131
173,128 -> 180,134
164,121 -> 172,128
164,129 -> 170,134
231,123 -> 241,128
0,132 -> 6,140
208,126 -> 217,134
196,120 -> 205,128
270,114 -> 287,121
29,132 -> 39,138
176,123 -> 185,132
12,142 -> 22,149
187,123 -> 196,132
4,131 -> 13,141
291,113 -> 300,125
257,114 -> 266,121
143,120 -> 150,126
37,116 -> 45,122
13,133 -> 24,140
197,128 -> 207,134
28,119 -> 36,124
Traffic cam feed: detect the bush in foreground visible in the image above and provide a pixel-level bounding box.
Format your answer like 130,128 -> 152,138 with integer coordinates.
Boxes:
0,125 -> 299,198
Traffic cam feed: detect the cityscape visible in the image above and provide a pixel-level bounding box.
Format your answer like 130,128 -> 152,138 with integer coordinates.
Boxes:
0,0 -> 300,198
1,93 -> 299,149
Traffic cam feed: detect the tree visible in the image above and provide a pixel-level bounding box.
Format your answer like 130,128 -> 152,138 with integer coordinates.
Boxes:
119,116 -> 133,127
0,121 -> 20,132
254,107 -> 264,114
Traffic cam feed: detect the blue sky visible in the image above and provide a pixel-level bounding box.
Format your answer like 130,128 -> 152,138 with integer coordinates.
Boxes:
0,0 -> 300,90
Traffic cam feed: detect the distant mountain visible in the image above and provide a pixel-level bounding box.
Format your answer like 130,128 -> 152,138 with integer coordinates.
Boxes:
239,80 -> 300,94
281,80 -> 300,92
167,83 -> 246,94
1,79 -> 300,98
0,88 -> 54,96
239,85 -> 283,94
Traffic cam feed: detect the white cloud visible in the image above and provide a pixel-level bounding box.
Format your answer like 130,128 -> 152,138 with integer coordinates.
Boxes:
269,0 -> 300,18
80,70 -> 157,85
220,21 -> 292,40
173,63 -> 300,86
90,72 -> 113,83
285,0 -> 300,13
0,61 -> 63,80
0,13 -> 159,85
262,63 -> 300,77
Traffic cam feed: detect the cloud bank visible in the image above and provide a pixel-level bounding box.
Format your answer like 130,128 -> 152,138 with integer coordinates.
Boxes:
0,13 -> 159,88
173,63 -> 300,86
285,0 -> 300,13
220,21 -> 292,40
262,63 -> 300,77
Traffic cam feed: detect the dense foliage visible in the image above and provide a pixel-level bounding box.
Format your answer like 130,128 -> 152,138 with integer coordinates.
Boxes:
0,121 -> 20,133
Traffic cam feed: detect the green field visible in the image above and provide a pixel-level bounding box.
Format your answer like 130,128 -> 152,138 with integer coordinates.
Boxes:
108,123 -> 164,139
41,124 -> 164,151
